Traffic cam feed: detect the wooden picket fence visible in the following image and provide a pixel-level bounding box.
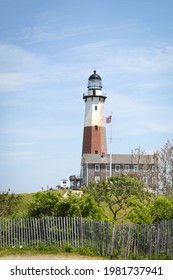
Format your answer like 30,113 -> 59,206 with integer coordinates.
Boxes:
0,217 -> 173,258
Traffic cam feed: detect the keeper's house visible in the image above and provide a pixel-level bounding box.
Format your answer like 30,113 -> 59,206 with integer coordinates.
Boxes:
81,153 -> 157,187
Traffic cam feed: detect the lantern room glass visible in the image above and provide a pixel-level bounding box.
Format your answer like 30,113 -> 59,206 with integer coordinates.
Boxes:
87,79 -> 102,89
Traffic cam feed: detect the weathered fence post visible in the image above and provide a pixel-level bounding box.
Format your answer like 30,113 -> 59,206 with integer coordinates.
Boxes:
0,217 -> 173,258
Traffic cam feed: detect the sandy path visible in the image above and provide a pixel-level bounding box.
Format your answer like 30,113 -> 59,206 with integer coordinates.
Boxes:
0,253 -> 105,260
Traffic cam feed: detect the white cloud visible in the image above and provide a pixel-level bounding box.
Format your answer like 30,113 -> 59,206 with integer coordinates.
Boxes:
21,25 -> 98,43
0,40 -> 173,149
0,44 -> 45,71
106,89 -> 173,137
0,72 -> 42,92
1,40 -> 173,95
0,151 -> 35,158
0,44 -> 47,92
6,142 -> 34,147
143,122 -> 173,134
0,124 -> 81,142
0,98 -> 23,107
71,41 -> 173,76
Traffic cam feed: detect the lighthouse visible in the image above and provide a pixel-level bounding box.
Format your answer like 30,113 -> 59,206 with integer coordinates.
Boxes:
80,71 -> 156,187
82,70 -> 107,156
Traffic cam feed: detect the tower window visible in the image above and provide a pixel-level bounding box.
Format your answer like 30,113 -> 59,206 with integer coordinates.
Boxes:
95,125 -> 98,130
93,89 -> 96,95
95,106 -> 98,111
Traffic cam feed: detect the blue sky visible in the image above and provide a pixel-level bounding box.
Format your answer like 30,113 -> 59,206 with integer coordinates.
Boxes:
0,0 -> 173,193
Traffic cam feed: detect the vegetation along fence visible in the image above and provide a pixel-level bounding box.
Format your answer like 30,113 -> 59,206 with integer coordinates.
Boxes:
0,217 -> 173,258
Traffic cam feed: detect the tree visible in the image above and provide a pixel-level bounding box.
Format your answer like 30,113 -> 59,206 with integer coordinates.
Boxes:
0,190 -> 22,218
130,146 -> 159,193
84,175 -> 145,221
127,194 -> 154,224
156,140 -> 173,197
55,191 -> 81,217
79,193 -> 105,220
127,195 -> 173,224
151,196 -> 173,223
27,191 -> 62,218
131,140 -> 173,196
27,190 -> 106,220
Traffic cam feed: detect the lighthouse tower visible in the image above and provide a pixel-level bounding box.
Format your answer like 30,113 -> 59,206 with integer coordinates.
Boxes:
82,70 -> 107,156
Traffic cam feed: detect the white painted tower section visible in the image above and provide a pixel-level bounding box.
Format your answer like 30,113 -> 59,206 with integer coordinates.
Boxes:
83,90 -> 106,127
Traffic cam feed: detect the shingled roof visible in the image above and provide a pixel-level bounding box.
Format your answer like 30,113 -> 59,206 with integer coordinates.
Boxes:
82,153 -> 155,165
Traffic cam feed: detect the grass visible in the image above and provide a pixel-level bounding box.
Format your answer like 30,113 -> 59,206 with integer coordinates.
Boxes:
0,246 -> 171,260
16,193 -> 35,217
101,201 -> 131,223
1,192 -> 172,260
0,246 -> 107,259
15,190 -> 67,218
15,191 -> 130,222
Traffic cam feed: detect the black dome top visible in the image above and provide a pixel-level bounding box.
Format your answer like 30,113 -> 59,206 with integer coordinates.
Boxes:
88,70 -> 102,81
87,70 -> 102,89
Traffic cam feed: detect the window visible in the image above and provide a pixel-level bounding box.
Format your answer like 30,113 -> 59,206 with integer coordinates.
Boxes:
95,176 -> 100,182
152,165 -> 156,172
125,165 -> 129,172
106,165 -> 110,172
95,150 -> 98,154
95,165 -> 100,171
143,177 -> 148,184
95,125 -> 98,130
134,165 -> 138,172
152,177 -> 157,184
95,105 -> 98,110
115,165 -> 120,172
